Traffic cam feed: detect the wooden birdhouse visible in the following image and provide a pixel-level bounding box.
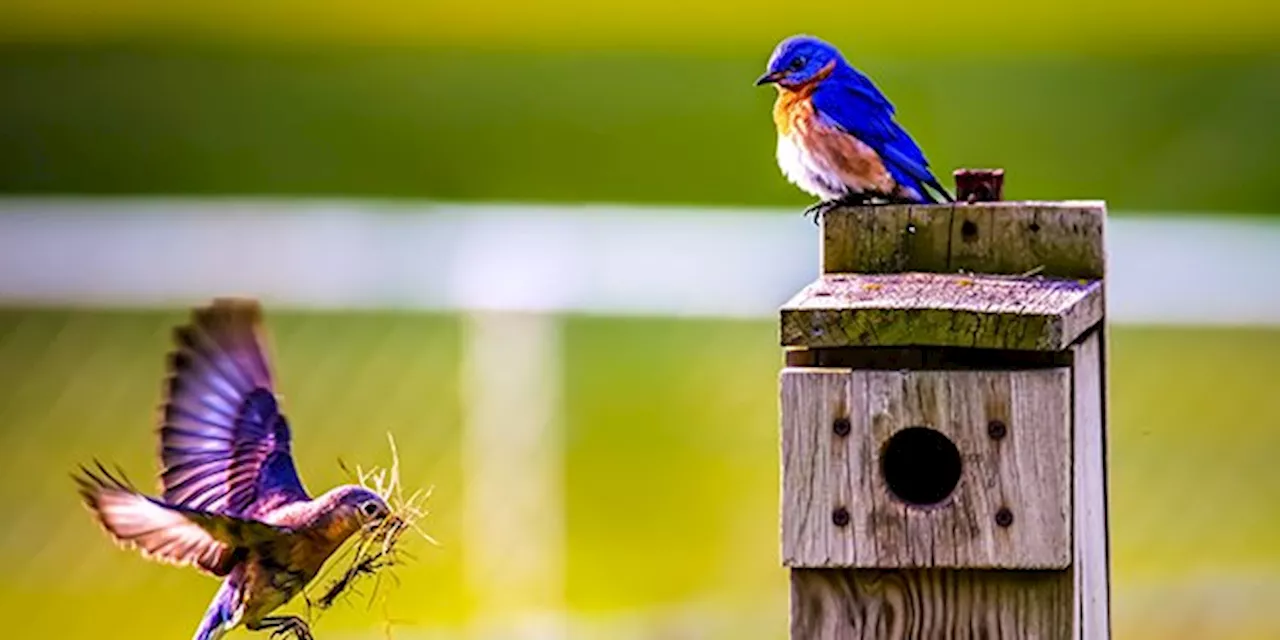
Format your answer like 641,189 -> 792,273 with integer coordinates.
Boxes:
778,189 -> 1111,639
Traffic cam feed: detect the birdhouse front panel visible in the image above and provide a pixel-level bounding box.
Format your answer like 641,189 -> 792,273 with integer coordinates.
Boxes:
781,367 -> 1072,570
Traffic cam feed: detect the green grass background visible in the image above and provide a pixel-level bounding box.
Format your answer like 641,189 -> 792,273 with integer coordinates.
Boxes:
3,44 -> 1279,214
1,0 -> 1280,213
1,310 -> 1278,638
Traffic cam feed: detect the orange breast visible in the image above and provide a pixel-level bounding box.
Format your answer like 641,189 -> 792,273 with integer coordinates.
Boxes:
770,61 -> 837,137
773,86 -> 896,195
772,85 -> 817,138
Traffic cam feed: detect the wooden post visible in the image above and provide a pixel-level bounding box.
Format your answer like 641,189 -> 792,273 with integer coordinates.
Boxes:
778,198 -> 1111,639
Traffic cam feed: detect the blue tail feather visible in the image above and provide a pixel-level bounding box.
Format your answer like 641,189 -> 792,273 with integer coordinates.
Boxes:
193,577 -> 241,640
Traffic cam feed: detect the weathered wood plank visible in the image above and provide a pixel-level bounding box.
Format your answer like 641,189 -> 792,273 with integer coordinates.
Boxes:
791,568 -> 1073,640
821,202 -> 1105,280
781,368 -> 861,566
781,369 -> 1072,570
780,272 -> 1103,351
823,205 -> 951,275
1070,331 -> 1112,640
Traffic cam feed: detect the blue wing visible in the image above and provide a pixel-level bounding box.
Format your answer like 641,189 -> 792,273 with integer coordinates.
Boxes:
811,68 -> 951,202
158,299 -> 310,519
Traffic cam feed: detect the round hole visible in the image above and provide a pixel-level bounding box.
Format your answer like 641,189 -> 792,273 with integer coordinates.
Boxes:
833,417 -> 852,437
831,507 -> 851,527
881,426 -> 962,506
987,419 -> 1007,440
995,507 -> 1014,528
960,220 -> 979,240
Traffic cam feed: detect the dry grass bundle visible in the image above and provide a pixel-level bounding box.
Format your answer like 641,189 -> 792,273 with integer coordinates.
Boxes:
306,434 -> 437,618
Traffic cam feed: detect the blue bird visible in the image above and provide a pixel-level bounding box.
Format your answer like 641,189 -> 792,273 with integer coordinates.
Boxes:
756,34 -> 953,217
74,300 -> 396,640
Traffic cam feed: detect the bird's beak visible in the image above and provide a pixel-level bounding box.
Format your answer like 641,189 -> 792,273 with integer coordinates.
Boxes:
755,71 -> 783,86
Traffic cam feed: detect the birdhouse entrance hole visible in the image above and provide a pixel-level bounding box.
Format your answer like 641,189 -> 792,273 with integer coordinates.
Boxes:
880,426 -> 962,506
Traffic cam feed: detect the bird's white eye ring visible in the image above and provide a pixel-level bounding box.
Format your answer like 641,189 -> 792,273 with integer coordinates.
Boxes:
361,501 -> 379,517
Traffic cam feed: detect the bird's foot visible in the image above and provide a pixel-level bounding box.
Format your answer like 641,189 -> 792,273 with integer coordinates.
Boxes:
254,615 -> 315,640
802,200 -> 834,224
804,194 -> 872,225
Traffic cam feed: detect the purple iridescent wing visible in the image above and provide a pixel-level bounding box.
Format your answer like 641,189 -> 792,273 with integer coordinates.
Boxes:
158,299 -> 309,519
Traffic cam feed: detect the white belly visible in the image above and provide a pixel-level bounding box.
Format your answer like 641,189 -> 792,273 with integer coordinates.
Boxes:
775,133 -> 846,201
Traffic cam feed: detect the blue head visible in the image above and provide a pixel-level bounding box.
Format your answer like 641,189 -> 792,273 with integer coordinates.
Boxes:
324,484 -> 392,527
756,35 -> 846,89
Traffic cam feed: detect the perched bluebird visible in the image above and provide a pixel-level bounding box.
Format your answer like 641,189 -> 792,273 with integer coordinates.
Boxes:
74,300 -> 393,640
756,34 -> 953,217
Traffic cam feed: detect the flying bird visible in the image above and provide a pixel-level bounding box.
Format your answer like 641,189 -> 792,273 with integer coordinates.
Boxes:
74,299 -> 393,640
756,34 -> 953,218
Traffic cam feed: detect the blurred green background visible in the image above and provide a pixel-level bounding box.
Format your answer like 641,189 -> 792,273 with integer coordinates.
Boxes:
1,1 -> 1279,639
1,0 -> 1280,212
3,312 -> 1279,639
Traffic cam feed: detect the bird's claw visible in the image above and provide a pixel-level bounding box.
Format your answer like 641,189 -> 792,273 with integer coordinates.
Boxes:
804,193 -> 872,225
266,618 -> 314,640
803,200 -> 836,225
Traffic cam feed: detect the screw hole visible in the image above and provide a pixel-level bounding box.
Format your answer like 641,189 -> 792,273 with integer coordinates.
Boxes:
832,507 -> 851,527
987,420 -> 1007,440
833,417 -> 852,437
881,427 -> 962,506
960,220 -> 979,241
995,507 -> 1014,528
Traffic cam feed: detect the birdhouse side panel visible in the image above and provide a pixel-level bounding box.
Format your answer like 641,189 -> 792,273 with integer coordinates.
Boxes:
781,367 -> 1072,569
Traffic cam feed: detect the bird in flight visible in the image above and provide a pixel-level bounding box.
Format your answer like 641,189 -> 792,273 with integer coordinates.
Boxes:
756,34 -> 953,219
74,299 -> 394,640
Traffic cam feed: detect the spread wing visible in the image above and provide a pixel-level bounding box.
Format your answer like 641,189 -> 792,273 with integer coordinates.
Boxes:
159,299 -> 309,519
75,463 -> 287,576
811,70 -> 952,202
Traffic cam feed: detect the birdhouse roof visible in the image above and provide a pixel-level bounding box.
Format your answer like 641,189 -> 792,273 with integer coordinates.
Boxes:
780,271 -> 1103,351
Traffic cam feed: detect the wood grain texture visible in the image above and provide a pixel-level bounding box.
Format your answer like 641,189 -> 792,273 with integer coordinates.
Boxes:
1070,332 -> 1112,640
780,272 -> 1103,351
781,368 -> 1072,570
791,568 -> 1073,640
781,368 -> 859,565
821,202 -> 1105,280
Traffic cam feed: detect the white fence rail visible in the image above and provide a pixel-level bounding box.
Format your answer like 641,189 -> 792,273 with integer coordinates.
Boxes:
0,197 -> 1278,324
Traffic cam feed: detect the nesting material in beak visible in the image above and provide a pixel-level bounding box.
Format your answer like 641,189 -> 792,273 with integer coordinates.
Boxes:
309,434 -> 437,613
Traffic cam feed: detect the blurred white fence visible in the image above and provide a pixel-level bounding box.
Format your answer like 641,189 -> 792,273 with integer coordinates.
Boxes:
0,197 -> 1278,324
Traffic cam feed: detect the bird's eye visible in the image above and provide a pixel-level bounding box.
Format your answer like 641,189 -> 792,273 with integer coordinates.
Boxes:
789,57 -> 806,71
361,502 -> 380,517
